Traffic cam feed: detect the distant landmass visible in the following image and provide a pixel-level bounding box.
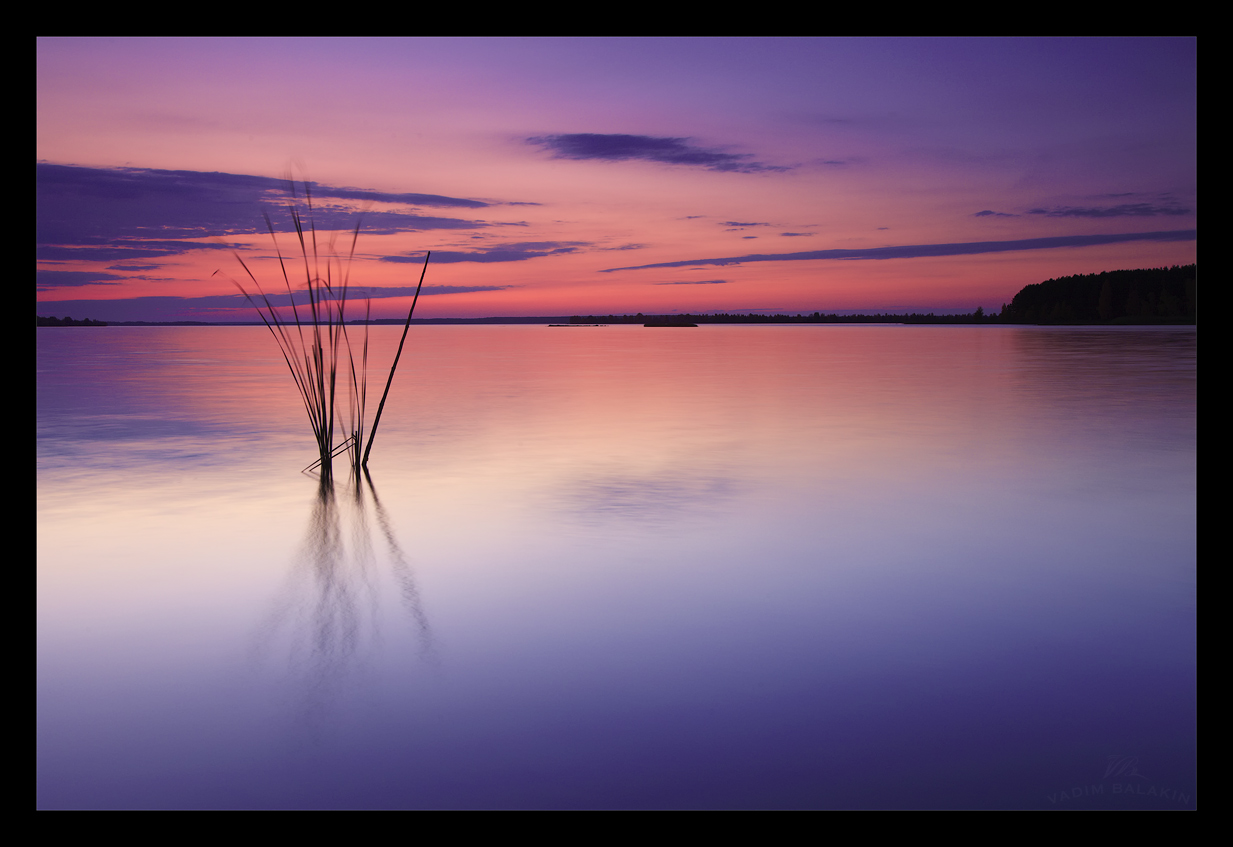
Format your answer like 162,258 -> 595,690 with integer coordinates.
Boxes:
36,264 -> 1196,327
568,265 -> 1196,326
36,316 -> 109,326
1000,264 -> 1195,324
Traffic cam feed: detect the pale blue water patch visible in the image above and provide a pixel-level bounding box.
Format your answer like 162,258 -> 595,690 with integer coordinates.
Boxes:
37,325 -> 1196,809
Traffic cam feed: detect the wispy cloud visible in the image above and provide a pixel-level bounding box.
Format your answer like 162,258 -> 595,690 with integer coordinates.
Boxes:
973,210 -> 1018,217
381,242 -> 586,264
37,286 -> 512,322
37,270 -> 125,290
652,279 -> 730,286
226,285 -> 511,305
602,230 -> 1198,272
1027,203 -> 1191,218
303,185 -> 488,209
527,134 -> 790,173
36,241 -> 235,263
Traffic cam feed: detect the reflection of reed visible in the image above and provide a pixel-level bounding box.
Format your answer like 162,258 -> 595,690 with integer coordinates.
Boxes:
256,473 -> 434,718
559,468 -> 737,527
364,469 -> 436,660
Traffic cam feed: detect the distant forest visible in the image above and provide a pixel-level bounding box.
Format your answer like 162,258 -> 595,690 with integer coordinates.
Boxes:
999,264 -> 1195,324
571,265 -> 1196,325
36,315 -> 107,326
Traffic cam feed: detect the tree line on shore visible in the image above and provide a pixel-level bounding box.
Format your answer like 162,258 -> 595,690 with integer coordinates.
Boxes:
571,265 -> 1196,325
997,264 -> 1195,324
36,315 -> 107,326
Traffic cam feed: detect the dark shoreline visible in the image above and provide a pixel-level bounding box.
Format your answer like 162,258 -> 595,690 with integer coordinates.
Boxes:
37,314 -> 1196,328
36,263 -> 1197,328
35,264 -> 1198,328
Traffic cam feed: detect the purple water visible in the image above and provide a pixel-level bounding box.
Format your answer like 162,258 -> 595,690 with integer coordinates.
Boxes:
37,325 -> 1196,809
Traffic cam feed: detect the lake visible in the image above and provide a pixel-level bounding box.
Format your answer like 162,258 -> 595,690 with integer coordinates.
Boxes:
37,324 -> 1196,809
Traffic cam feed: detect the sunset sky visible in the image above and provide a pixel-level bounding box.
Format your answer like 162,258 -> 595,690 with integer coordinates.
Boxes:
37,37 -> 1196,322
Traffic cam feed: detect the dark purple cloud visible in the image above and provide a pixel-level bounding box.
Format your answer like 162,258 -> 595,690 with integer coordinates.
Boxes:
36,163 -> 498,265
227,285 -> 510,305
37,241 -> 235,262
1027,203 -> 1191,218
38,285 -> 511,322
37,270 -> 125,290
527,134 -> 790,173
381,242 -> 585,264
602,230 -> 1198,271
299,185 -> 488,209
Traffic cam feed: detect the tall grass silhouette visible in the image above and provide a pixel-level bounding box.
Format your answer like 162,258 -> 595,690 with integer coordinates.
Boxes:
216,181 -> 429,481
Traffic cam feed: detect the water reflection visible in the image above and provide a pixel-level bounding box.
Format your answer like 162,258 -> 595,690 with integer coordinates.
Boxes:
558,467 -> 738,526
38,326 -> 1195,809
364,470 -> 434,660
254,472 -> 434,721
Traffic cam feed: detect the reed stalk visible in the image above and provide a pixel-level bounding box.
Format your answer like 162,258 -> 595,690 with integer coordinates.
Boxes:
363,251 -> 430,468
218,181 -> 377,482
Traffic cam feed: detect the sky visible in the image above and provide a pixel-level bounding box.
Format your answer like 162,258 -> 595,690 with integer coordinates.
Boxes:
37,37 -> 1196,321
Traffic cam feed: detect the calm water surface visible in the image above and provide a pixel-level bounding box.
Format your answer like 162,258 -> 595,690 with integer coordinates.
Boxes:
37,325 -> 1196,809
